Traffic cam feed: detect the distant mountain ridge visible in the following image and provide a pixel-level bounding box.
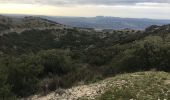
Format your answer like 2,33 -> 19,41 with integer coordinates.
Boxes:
42,16 -> 170,30
2,14 -> 170,30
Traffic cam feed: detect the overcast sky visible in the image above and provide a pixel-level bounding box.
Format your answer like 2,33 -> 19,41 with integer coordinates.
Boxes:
0,0 -> 170,19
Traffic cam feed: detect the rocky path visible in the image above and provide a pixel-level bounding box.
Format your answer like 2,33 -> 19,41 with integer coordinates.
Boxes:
28,78 -> 113,100
25,72 -> 170,100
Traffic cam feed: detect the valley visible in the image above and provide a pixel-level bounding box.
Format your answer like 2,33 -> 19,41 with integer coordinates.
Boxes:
0,15 -> 169,100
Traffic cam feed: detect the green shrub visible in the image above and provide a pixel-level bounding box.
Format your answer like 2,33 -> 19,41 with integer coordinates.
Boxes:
0,54 -> 43,97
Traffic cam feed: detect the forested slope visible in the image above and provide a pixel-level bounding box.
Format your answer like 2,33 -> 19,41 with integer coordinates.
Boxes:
0,16 -> 170,99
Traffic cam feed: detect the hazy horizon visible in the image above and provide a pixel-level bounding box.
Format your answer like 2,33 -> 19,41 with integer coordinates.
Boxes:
0,0 -> 170,19
2,13 -> 170,21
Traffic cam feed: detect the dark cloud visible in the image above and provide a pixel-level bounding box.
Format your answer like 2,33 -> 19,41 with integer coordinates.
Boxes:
1,0 -> 170,5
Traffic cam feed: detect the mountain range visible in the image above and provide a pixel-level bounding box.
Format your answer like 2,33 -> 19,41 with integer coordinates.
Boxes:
2,14 -> 170,30
42,16 -> 170,30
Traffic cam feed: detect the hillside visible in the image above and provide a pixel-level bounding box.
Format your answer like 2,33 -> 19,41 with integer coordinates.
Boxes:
42,16 -> 170,30
28,71 -> 170,100
0,15 -> 66,34
0,16 -> 170,99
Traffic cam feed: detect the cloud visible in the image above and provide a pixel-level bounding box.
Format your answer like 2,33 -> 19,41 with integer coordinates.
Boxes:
0,0 -> 170,19
1,0 -> 170,6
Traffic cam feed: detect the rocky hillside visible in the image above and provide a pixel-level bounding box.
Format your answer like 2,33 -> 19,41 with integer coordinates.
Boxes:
27,71 -> 170,100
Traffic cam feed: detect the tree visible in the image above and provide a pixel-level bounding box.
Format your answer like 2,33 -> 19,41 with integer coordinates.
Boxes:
38,49 -> 75,76
3,54 -> 43,97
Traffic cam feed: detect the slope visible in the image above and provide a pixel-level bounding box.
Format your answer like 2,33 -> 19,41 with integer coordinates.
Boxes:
0,15 -> 66,34
28,71 -> 170,100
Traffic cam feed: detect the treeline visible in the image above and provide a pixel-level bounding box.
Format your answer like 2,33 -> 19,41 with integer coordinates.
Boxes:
0,25 -> 170,99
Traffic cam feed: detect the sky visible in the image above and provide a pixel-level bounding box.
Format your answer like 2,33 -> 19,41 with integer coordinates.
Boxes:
0,0 -> 170,19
